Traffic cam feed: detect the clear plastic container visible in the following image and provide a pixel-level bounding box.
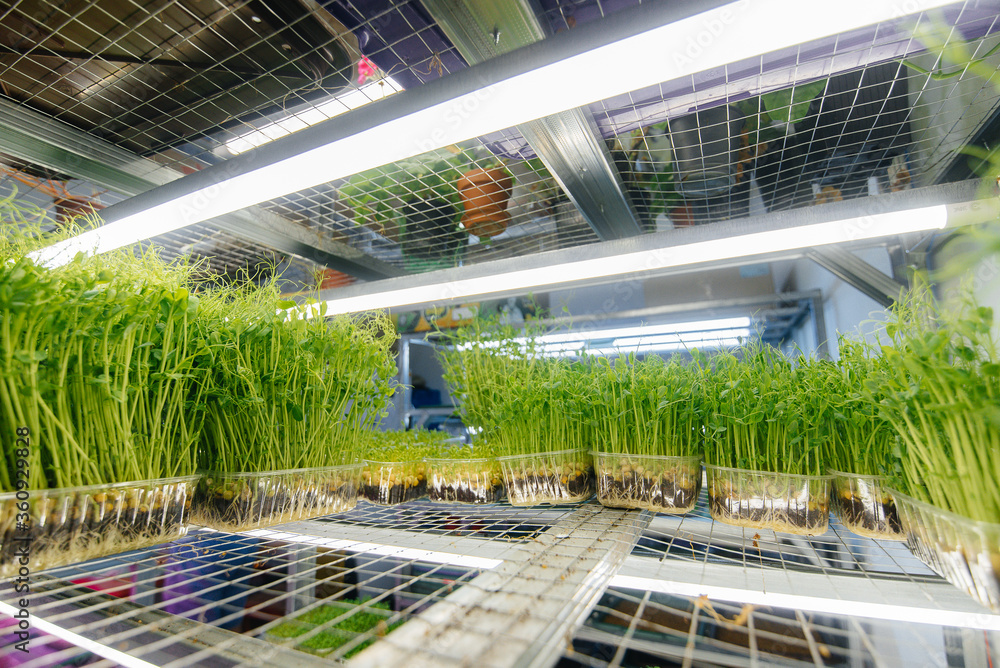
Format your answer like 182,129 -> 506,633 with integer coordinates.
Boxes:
829,470 -> 905,541
193,463 -> 363,531
497,448 -> 593,506
593,452 -> 702,514
891,489 -> 1000,613
0,475 -> 197,577
427,457 -> 504,504
705,464 -> 832,536
360,460 -> 427,505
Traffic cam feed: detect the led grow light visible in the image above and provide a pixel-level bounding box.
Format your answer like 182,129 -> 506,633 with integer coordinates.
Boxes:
0,601 -> 158,668
609,574 -> 1000,631
29,0 -> 957,267
454,316 -> 752,357
224,76 -> 404,155
315,205 -> 948,315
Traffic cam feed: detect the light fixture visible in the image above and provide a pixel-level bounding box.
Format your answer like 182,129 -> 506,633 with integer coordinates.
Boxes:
0,601 -> 159,668
224,76 -> 403,155
452,316 -> 753,357
610,574 -> 1000,631
314,205 -> 949,315
29,0 -> 956,267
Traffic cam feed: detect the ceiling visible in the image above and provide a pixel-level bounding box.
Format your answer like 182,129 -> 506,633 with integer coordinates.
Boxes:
0,0 -> 998,327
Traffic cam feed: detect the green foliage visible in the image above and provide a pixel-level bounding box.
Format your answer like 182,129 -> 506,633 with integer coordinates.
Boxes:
870,280 -> 1000,523
197,285 -> 397,473
0,197 -> 398,489
269,598 -> 400,659
760,80 -> 827,125
590,353 -> 703,457
823,338 -> 900,478
0,200 -> 211,489
360,429 -> 456,462
701,342 -> 828,477
437,313 -> 593,458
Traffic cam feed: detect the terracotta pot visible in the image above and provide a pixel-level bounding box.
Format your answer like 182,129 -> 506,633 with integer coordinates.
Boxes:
456,167 -> 513,238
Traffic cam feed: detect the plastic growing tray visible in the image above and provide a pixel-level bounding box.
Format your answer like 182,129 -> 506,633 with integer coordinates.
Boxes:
892,489 -> 1000,613
705,465 -> 832,536
497,448 -> 593,506
829,470 -> 905,541
0,475 -> 197,577
594,452 -> 702,514
192,463 -> 362,531
427,457 -> 504,504
360,460 -> 427,505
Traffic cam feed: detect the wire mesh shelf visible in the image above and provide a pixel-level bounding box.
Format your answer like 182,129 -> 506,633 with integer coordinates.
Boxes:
2,1 -> 998,284
2,493 -> 999,667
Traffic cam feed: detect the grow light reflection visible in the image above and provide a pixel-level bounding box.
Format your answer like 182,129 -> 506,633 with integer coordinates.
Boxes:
455,317 -> 752,357
224,76 -> 404,155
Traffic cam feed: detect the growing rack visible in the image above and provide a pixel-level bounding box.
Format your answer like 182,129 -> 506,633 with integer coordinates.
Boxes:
3,486 -> 998,667
2,0 -> 1000,665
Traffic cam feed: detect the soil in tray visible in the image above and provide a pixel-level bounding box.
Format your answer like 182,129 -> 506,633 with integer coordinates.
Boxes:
360,480 -> 426,505
200,489 -> 289,528
0,498 -> 184,573
838,492 -> 904,537
598,474 -> 698,511
429,483 -> 503,504
506,470 -> 591,502
709,495 -> 829,534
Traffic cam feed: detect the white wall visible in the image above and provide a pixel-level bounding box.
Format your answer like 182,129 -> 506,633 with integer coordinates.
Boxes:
783,247 -> 896,358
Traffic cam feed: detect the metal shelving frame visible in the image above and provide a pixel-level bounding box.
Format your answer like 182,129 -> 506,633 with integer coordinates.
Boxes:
3,488 -> 999,667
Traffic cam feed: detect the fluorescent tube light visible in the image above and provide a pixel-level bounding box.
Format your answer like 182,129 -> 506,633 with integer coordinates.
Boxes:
452,317 -> 753,357
225,76 -> 403,155
583,337 -> 747,357
30,0 -> 955,265
611,329 -> 750,348
609,574 -> 1000,631
540,317 -> 752,343
0,601 -> 158,668
317,205 -> 948,315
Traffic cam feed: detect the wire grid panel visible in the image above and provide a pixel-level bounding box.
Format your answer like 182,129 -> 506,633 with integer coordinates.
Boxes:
262,140 -> 591,274
2,495 -> 1000,667
625,485 -> 1000,626
0,0 -> 463,167
599,8 -> 1000,230
0,511 -> 502,667
0,501 -> 643,668
564,587 -> 1000,668
557,488 -> 1000,668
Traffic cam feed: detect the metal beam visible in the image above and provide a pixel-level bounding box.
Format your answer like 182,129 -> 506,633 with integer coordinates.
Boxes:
421,0 -> 644,240
348,503 -> 650,668
806,246 -> 908,308
0,99 -> 403,280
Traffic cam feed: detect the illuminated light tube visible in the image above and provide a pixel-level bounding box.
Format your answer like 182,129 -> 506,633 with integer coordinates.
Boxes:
585,336 -> 747,357
225,76 -> 404,155
318,206 -> 948,315
0,601 -> 158,668
609,574 -> 1000,631
540,317 -> 752,343
612,328 -> 751,348
245,529 -> 502,570
29,0 -> 955,266
454,317 -> 753,351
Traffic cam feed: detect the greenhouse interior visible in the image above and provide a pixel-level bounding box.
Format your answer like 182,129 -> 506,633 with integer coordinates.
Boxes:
2,0 -> 1000,666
